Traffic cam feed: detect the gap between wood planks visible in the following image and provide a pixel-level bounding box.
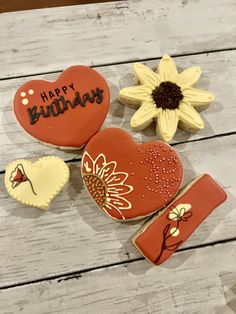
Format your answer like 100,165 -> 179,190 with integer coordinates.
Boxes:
0,46 -> 235,172
1,48 -> 234,290
0,131 -> 235,176
0,46 -> 236,81
0,134 -> 235,289
0,237 -> 235,291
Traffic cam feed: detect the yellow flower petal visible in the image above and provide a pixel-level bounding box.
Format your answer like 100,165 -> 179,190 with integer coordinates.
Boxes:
175,203 -> 191,216
172,207 -> 180,216
177,66 -> 201,89
170,227 -> 180,237
110,195 -> 132,210
133,63 -> 161,89
105,172 -> 128,186
178,100 -> 204,130
131,102 -> 160,130
183,87 -> 215,106
157,109 -> 178,142
108,184 -> 133,196
168,211 -> 178,220
158,54 -> 178,82
119,85 -> 152,104
82,152 -> 94,173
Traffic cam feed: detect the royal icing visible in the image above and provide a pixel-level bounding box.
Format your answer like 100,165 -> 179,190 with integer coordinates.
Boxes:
119,54 -> 214,142
5,156 -> 70,209
81,128 -> 183,220
14,66 -> 110,149
133,174 -> 227,265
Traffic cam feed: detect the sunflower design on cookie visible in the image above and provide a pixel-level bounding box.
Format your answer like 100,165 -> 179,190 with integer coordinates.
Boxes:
82,152 -> 133,220
119,54 -> 214,142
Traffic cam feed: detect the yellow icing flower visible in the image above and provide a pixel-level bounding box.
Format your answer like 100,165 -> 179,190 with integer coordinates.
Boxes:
119,54 -> 214,142
168,203 -> 192,221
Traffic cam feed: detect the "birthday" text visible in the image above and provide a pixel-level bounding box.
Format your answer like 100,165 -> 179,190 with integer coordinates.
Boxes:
27,87 -> 104,125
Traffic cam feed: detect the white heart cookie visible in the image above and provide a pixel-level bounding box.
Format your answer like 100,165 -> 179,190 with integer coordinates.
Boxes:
5,156 -> 69,209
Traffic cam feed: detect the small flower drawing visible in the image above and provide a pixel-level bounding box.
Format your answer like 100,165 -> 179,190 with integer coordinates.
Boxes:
9,164 -> 37,195
154,203 -> 192,264
168,203 -> 192,221
170,227 -> 180,237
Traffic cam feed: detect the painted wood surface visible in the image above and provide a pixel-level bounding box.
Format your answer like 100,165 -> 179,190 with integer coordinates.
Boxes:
0,134 -> 235,287
0,1 -> 235,312
0,0 -> 236,79
0,242 -> 235,314
1,50 -> 236,170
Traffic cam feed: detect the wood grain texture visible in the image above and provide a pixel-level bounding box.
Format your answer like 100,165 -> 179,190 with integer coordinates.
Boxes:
1,50 -> 236,170
0,0 -> 116,13
0,0 -> 236,79
1,1 -> 236,311
0,134 -> 235,287
0,241 -> 235,314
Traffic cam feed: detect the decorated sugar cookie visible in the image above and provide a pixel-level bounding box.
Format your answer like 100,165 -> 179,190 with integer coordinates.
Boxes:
5,156 -> 69,209
119,54 -> 214,142
14,66 -> 110,149
133,174 -> 227,265
81,128 -> 183,221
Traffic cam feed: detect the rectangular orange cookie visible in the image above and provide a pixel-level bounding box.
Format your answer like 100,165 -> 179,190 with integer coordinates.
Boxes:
133,174 -> 227,265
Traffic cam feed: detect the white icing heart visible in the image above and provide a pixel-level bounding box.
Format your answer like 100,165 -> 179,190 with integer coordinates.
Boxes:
5,156 -> 69,210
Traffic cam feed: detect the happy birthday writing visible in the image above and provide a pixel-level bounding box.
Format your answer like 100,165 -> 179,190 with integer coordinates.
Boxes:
27,85 -> 104,125
40,83 -> 76,103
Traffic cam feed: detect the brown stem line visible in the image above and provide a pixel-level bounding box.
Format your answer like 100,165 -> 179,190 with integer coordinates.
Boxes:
28,179 -> 37,195
154,220 -> 180,265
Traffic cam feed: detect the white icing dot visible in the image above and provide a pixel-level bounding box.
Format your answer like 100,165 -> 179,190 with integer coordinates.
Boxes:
20,91 -> 26,97
22,98 -> 29,105
28,89 -> 34,95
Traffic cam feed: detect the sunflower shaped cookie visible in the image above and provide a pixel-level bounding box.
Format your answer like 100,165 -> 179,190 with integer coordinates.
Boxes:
119,54 -> 214,142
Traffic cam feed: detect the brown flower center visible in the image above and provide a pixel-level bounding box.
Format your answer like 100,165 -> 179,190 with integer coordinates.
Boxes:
151,81 -> 183,110
84,174 -> 107,207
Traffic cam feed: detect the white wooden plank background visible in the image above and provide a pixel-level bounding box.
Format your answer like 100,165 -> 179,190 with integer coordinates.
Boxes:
0,1 -> 235,313
0,242 -> 235,314
0,135 -> 235,287
0,0 -> 236,79
1,50 -> 236,170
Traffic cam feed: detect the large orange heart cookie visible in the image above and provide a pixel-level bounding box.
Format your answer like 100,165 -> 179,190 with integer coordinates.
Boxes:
14,66 -> 110,149
81,128 -> 183,220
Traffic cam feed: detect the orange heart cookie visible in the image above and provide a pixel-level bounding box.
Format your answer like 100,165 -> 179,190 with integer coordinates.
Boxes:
14,66 -> 110,149
81,128 -> 183,221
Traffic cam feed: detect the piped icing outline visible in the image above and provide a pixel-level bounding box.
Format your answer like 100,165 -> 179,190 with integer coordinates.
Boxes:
133,174 -> 227,265
5,156 -> 69,209
153,203 -> 193,264
119,54 -> 215,142
81,128 -> 183,221
13,65 -> 110,149
82,152 -> 134,220
9,163 -> 37,195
